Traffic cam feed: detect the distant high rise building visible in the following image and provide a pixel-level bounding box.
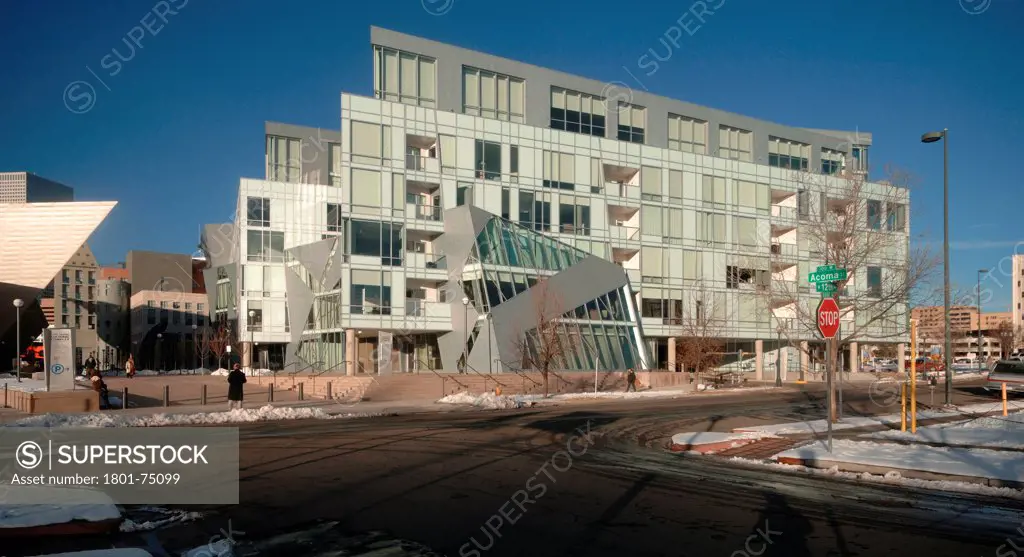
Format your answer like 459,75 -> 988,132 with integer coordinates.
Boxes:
0,172 -> 74,203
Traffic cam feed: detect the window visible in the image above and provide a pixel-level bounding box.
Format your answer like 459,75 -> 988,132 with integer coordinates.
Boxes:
439,134 -> 456,174
718,126 -> 752,161
456,183 -> 472,207
797,189 -> 811,218
61,284 -> 68,298
346,219 -> 403,266
474,140 -> 501,180
698,212 -> 727,246
462,66 -> 524,122
558,194 -> 591,235
542,151 -> 575,190
518,191 -> 551,231
246,230 -> 285,262
734,216 -> 758,248
351,121 -> 392,165
867,266 -> 882,297
867,200 -> 883,230
75,285 -> 81,299
247,301 -> 264,331
852,145 -> 869,172
640,166 -> 663,201
887,203 -> 906,231
62,269 -> 69,284
350,168 -> 382,210
821,148 -> 844,175
62,314 -> 68,325
197,303 -> 204,312
701,175 -> 726,205
550,87 -> 606,137
727,266 -> 769,289
510,145 -> 519,181
328,142 -> 342,186
247,197 -> 271,227
75,270 -> 82,283
668,170 -> 683,201
326,203 -> 343,232
769,137 -> 810,170
617,103 -> 646,143
501,188 -> 510,220
88,271 -> 95,285
374,46 -> 435,107
266,135 -> 301,182
350,269 -> 392,315
668,114 -> 707,154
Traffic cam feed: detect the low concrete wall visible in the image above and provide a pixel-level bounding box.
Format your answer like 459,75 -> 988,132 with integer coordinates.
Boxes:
3,389 -> 98,413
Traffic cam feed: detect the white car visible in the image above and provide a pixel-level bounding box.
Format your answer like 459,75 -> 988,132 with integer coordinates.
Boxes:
984,361 -> 1024,395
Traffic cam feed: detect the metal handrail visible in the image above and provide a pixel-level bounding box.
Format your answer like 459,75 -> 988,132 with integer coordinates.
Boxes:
288,360 -> 324,377
313,360 -> 349,377
494,358 -> 542,387
465,364 -> 509,389
419,360 -> 469,392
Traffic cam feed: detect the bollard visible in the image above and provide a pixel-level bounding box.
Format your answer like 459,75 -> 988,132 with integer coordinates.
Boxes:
4,383 -> 6,407
900,383 -> 907,432
201,384 -> 207,406
163,385 -> 170,407
268,383 -> 274,403
298,382 -> 304,401
122,387 -> 128,410
326,381 -> 332,400
1003,382 -> 1009,416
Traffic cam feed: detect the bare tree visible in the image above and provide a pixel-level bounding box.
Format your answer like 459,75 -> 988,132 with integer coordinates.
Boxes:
764,165 -> 938,420
674,282 -> 729,387
514,278 -> 579,397
207,322 -> 237,370
996,321 -> 1015,359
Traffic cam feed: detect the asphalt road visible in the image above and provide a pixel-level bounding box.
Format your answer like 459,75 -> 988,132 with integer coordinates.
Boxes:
21,381 -> 1024,557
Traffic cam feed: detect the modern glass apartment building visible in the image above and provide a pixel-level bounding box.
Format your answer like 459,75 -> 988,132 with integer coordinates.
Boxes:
201,27 -> 910,375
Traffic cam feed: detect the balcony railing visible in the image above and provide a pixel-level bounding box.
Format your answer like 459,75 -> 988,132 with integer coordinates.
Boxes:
405,153 -> 440,173
770,242 -> 798,258
408,202 -> 442,222
558,223 -> 591,236
607,182 -> 640,199
771,205 -> 797,222
609,224 -> 641,241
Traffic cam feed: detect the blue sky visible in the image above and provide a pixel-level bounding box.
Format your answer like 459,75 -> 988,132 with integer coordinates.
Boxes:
0,0 -> 1021,310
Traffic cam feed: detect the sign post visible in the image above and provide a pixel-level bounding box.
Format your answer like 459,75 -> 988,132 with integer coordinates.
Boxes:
43,327 -> 76,392
809,265 -> 846,454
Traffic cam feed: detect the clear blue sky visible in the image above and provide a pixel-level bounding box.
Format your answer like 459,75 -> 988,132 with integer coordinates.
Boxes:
1,0 -> 1021,310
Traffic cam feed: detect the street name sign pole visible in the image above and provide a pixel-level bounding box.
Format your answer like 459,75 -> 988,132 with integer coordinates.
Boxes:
810,264 -> 846,453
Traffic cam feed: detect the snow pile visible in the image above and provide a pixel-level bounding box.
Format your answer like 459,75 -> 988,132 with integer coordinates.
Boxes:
438,391 -> 530,409
867,411 -> 1024,448
731,457 -> 1024,499
0,377 -> 47,392
774,439 -> 1024,484
119,507 -> 203,532
671,431 -> 776,447
735,401 -> 1018,435
0,486 -> 121,528
5,405 -> 380,428
183,538 -> 235,557
208,368 -> 274,377
211,368 -> 230,376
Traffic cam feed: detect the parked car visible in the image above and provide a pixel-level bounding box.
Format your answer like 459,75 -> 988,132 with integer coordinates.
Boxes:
984,360 -> 1024,395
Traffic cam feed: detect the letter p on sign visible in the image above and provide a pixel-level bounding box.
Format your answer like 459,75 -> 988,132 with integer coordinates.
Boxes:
817,297 -> 840,339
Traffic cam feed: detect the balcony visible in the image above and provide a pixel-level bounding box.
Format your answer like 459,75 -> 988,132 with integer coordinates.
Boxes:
770,242 -> 798,265
557,223 -> 590,236
771,205 -> 797,223
608,224 -> 641,242
607,182 -> 640,200
408,200 -> 443,222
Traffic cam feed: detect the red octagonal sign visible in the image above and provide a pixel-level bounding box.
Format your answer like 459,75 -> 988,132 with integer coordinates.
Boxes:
817,297 -> 841,339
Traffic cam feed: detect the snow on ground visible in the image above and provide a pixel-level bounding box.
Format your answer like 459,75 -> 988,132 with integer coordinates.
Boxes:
671,431 -> 776,446
0,486 -> 120,529
867,411 -> 1024,448
734,401 -> 1016,435
729,456 -> 1024,499
210,368 -> 230,376
208,368 -> 274,377
4,405 -> 382,428
0,377 -> 47,392
437,391 -> 531,409
119,507 -> 203,533
182,538 -> 234,557
775,439 -> 1024,484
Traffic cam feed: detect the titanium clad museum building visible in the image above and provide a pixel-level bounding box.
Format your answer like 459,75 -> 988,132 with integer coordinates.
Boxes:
200,26 -> 910,374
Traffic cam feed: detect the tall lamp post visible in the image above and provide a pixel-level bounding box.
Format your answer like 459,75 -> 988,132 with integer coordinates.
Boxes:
191,323 -> 198,374
977,269 -> 988,371
775,325 -> 784,387
247,309 -> 255,372
461,297 -> 470,373
921,128 -> 952,405
13,299 -> 24,383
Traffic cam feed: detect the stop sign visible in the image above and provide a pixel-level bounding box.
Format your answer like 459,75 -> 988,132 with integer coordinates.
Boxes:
817,297 -> 841,339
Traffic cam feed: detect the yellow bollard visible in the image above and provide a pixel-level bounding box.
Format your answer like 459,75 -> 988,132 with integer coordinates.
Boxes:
495,386 -> 502,396
1003,382 -> 1008,417
900,383 -> 907,432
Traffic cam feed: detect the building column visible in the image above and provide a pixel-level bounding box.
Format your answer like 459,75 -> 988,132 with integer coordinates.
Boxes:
780,347 -> 789,381
800,341 -> 809,380
667,337 -> 677,372
345,329 -> 356,376
754,340 -> 764,380
849,342 -> 859,374
897,343 -> 906,374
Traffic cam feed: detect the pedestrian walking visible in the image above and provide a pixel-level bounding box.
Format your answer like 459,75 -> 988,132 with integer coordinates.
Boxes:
626,368 -> 637,392
227,363 -> 246,410
125,354 -> 136,379
84,353 -> 97,376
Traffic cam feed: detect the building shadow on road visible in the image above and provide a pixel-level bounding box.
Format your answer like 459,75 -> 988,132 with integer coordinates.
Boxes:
522,411 -> 620,434
750,492 -> 813,557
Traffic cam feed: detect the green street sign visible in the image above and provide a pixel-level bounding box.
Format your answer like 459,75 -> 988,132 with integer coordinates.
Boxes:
817,264 -> 836,272
816,282 -> 837,293
808,268 -> 848,283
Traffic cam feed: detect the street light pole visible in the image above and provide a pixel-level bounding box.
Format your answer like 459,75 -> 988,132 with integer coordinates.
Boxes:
921,128 -> 952,405
248,309 -> 255,373
192,323 -> 198,374
775,326 -> 783,387
157,333 -> 163,371
13,299 -> 24,383
977,269 -> 988,371
461,297 -> 470,373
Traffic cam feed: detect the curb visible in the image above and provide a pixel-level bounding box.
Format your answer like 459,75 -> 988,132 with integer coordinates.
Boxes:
774,456 -> 1024,490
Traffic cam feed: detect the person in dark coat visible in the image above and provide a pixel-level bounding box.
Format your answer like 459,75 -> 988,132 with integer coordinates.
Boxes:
227,363 -> 246,409
84,353 -> 97,376
626,368 -> 637,392
91,374 -> 112,409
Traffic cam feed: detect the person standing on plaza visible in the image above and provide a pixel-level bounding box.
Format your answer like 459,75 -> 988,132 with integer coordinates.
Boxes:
227,363 -> 246,410
125,354 -> 136,379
